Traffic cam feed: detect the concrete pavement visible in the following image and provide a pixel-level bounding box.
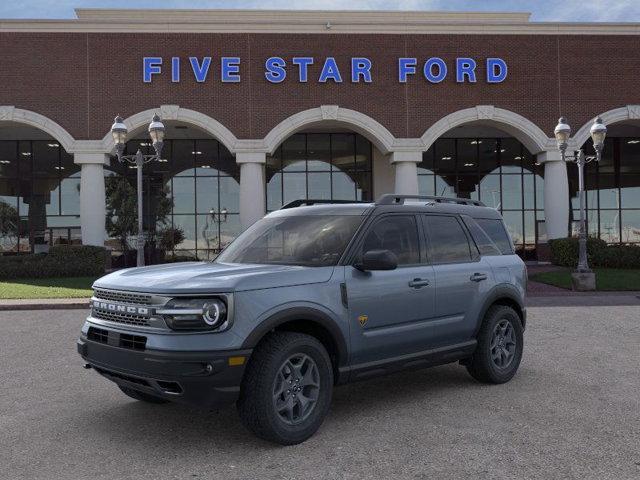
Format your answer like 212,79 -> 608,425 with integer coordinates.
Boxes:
1,307 -> 639,479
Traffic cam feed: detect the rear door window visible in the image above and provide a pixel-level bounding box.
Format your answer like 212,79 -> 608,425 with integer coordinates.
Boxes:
422,215 -> 472,264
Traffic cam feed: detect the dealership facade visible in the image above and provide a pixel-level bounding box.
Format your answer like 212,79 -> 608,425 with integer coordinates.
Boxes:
0,9 -> 639,262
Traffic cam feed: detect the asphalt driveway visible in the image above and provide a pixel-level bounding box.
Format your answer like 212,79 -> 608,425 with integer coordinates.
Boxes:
1,307 -> 639,479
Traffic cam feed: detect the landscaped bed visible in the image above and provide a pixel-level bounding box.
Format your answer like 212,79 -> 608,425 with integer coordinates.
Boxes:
530,268 -> 640,291
0,276 -> 97,299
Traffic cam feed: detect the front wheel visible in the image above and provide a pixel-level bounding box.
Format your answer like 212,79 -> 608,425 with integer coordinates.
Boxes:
237,332 -> 334,445
466,305 -> 524,384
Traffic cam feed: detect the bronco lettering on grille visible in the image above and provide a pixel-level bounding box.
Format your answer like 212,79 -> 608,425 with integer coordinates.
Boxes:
92,301 -> 150,316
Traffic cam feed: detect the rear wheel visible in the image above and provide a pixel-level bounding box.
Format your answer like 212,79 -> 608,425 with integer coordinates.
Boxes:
118,385 -> 169,404
466,305 -> 524,384
237,332 -> 333,445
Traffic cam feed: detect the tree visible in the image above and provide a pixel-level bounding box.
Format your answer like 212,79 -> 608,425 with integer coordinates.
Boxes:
0,200 -> 19,251
105,176 -> 174,252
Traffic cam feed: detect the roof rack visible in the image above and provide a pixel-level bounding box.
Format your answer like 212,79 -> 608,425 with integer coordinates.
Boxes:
280,199 -> 368,209
376,194 -> 485,207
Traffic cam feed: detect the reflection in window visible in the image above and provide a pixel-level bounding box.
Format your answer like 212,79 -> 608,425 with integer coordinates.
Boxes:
362,216 -> 420,265
266,133 -> 373,211
107,138 -> 240,263
0,140 -> 80,253
423,215 -> 472,263
419,138 -> 543,257
570,136 -> 640,244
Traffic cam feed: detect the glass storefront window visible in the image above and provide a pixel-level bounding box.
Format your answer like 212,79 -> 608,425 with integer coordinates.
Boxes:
0,139 -> 80,253
106,138 -> 240,263
266,133 -> 373,210
570,136 -> 640,244
419,137 -> 544,257
621,210 -> 640,243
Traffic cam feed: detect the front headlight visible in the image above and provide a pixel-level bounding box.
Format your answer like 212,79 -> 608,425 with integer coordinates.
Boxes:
158,298 -> 228,331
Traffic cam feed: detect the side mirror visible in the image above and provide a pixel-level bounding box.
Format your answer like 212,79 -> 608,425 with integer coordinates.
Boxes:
355,249 -> 398,271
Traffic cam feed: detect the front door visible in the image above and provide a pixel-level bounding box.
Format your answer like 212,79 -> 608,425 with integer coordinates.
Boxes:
345,214 -> 436,366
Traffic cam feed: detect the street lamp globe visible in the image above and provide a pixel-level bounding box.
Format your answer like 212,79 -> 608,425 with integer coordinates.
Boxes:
110,115 -> 128,156
148,114 -> 165,156
554,117 -> 571,154
589,116 -> 607,155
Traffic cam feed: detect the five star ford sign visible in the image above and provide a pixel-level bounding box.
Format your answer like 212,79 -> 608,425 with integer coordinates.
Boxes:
142,56 -> 508,84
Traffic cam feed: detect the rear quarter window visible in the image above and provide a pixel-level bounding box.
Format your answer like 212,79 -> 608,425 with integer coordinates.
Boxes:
474,218 -> 514,255
461,216 -> 502,256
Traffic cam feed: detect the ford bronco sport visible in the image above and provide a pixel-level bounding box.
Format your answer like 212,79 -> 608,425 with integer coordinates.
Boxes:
78,194 -> 526,445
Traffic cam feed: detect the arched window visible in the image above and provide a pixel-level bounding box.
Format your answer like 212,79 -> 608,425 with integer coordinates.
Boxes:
107,137 -> 240,264
571,135 -> 640,244
0,139 -> 80,253
266,133 -> 373,212
418,137 -> 544,259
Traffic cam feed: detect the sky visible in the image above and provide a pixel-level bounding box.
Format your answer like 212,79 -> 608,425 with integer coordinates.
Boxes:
0,0 -> 639,22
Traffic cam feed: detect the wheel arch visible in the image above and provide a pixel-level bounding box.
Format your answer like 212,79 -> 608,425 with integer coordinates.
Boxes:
475,285 -> 526,334
241,307 -> 349,381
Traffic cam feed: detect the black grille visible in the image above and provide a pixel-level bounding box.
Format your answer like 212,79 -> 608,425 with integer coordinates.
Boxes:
119,333 -> 147,351
93,288 -> 152,305
87,327 -> 109,344
92,308 -> 151,327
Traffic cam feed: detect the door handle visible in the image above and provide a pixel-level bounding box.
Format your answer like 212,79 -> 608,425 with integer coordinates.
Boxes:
408,278 -> 430,288
470,273 -> 488,282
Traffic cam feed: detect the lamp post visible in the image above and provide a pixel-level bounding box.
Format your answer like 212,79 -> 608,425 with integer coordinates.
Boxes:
201,207 -> 229,260
553,116 -> 607,289
111,114 -> 165,267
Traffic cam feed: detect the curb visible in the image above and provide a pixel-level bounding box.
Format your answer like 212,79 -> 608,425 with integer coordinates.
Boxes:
0,301 -> 89,311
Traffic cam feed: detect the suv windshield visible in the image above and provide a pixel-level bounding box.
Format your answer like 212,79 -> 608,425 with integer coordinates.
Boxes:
216,215 -> 364,267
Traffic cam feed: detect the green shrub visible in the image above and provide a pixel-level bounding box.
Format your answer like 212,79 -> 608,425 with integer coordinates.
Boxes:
0,245 -> 107,280
597,245 -> 640,269
549,237 -> 640,269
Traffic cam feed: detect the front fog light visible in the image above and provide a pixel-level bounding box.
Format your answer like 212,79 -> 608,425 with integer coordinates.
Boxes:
159,298 -> 228,331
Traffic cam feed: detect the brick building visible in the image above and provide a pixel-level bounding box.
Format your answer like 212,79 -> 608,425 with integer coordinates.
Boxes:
0,9 -> 639,262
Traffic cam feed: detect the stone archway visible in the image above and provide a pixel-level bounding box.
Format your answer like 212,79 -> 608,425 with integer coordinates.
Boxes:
263,105 -> 397,155
572,105 -> 640,149
420,105 -> 552,155
0,106 -> 76,152
100,105 -> 239,155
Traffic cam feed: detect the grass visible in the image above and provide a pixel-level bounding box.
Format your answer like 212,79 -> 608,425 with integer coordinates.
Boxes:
0,276 -> 97,299
531,268 -> 640,291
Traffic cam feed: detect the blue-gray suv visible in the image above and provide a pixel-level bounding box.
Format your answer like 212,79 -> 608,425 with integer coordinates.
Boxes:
78,194 -> 526,444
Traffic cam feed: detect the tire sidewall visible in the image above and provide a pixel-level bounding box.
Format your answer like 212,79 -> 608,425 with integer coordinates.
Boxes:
258,336 -> 334,443
479,307 -> 524,383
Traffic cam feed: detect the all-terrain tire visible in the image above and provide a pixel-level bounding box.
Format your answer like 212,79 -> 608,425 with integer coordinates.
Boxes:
237,331 -> 334,445
466,305 -> 524,384
118,385 -> 169,404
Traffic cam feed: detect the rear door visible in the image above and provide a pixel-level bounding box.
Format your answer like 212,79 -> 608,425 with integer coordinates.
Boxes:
421,214 -> 493,346
345,214 -> 436,366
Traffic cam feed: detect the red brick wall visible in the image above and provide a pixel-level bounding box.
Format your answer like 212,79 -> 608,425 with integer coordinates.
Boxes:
0,32 -> 638,142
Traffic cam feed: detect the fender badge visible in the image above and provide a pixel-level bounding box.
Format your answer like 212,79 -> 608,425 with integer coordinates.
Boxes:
358,315 -> 368,327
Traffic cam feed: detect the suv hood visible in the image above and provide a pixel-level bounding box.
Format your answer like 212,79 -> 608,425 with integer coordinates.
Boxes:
93,262 -> 334,295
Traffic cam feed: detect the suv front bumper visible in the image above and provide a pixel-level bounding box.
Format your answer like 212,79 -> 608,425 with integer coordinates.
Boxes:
77,335 -> 251,409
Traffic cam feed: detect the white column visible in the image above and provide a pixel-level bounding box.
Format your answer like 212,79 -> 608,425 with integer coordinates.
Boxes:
75,153 -> 109,246
237,152 -> 266,231
538,151 -> 569,240
391,150 -> 422,195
